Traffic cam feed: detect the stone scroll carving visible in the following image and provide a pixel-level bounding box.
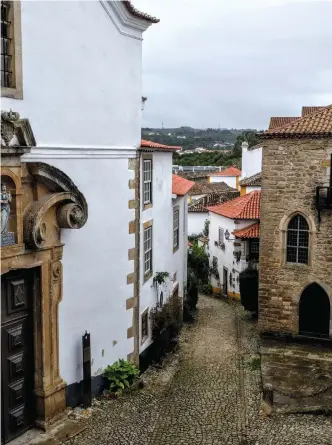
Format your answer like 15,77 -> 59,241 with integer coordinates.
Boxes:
1,110 -> 36,147
23,163 -> 88,249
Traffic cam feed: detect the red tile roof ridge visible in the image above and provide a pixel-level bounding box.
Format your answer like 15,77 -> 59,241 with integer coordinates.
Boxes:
209,166 -> 242,177
262,105 -> 332,137
141,139 -> 181,151
172,174 -> 195,196
269,117 -> 300,130
206,190 -> 261,220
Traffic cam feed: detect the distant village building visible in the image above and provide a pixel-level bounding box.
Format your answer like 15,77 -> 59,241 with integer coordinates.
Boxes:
188,188 -> 239,236
259,105 -> 332,339
208,166 -> 242,189
207,191 -> 261,297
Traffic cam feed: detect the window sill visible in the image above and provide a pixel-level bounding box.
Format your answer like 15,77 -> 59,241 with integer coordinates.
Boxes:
284,262 -> 309,270
143,270 -> 153,283
143,202 -> 152,210
173,246 -> 179,254
1,86 -> 23,100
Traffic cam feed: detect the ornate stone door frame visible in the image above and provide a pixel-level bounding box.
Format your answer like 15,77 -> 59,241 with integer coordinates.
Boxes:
1,111 -> 88,429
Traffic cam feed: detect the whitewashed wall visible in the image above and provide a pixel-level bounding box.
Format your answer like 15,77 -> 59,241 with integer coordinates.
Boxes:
172,195 -> 187,300
139,152 -> 174,353
241,143 -> 262,179
208,212 -> 258,297
2,1 -> 142,149
188,212 -> 207,236
3,1 -> 152,387
210,175 -> 237,188
247,185 -> 261,193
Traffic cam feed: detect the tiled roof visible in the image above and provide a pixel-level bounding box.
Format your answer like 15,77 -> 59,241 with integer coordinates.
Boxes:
172,174 -> 195,196
206,191 -> 261,220
177,172 -> 211,180
189,181 -> 235,196
123,1 -> 159,23
263,105 -> 332,138
209,167 -> 242,177
188,191 -> 240,213
269,117 -> 300,130
187,240 -> 193,247
141,139 -> 181,151
232,222 -> 260,239
302,106 -> 324,117
239,172 -> 262,187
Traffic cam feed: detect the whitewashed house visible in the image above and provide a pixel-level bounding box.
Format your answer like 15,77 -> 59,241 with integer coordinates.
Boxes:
1,1 -> 158,441
207,191 -> 261,298
138,140 -> 194,366
208,166 -> 242,189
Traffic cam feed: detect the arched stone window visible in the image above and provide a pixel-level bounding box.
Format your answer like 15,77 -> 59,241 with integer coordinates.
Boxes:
286,214 -> 309,264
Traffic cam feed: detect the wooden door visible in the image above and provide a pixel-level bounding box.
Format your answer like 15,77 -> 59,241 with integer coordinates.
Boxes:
1,269 -> 36,444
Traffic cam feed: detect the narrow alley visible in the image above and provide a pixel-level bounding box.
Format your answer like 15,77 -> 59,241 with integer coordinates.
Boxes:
66,296 -> 331,445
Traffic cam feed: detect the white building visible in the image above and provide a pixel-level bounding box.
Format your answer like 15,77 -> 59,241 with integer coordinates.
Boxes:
240,142 -> 262,180
208,166 -> 242,189
138,143 -> 194,366
207,191 -> 261,298
1,1 -> 158,440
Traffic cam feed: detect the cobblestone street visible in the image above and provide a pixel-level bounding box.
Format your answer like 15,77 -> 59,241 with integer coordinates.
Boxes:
68,296 -> 332,445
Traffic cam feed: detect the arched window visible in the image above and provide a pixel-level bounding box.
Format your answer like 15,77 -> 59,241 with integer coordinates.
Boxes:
286,215 -> 309,264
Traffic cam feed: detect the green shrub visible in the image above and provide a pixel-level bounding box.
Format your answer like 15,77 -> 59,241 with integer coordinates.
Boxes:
103,359 -> 139,394
198,283 -> 212,295
239,268 -> 258,313
186,269 -> 199,311
188,244 -> 210,283
150,292 -> 182,341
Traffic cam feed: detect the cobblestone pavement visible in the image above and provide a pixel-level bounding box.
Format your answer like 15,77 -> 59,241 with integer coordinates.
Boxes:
67,296 -> 332,445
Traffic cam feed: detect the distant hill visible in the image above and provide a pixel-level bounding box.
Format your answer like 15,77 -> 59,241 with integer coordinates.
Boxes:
141,127 -> 257,150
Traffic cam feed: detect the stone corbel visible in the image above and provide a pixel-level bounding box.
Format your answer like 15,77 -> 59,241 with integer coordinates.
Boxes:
23,163 -> 88,249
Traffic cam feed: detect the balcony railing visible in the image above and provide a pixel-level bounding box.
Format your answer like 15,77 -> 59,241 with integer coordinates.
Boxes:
316,186 -> 332,222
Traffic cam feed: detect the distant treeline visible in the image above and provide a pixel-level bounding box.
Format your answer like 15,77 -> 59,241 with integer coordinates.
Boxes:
141,128 -> 260,167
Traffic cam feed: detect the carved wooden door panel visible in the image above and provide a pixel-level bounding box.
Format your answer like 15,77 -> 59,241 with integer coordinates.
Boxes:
1,270 -> 35,444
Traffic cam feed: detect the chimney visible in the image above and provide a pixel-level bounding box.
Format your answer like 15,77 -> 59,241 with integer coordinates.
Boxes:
241,141 -> 249,151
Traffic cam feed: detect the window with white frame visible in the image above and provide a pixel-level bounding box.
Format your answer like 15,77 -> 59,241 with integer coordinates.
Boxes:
173,208 -> 179,250
144,226 -> 152,274
286,214 -> 309,264
218,227 -> 224,246
143,159 -> 152,205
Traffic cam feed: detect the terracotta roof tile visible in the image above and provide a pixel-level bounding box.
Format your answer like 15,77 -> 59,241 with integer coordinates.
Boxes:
302,106 -> 324,117
263,105 -> 332,138
239,172 -> 262,187
269,117 -> 300,130
123,1 -> 159,23
209,166 -> 242,177
172,174 -> 195,196
189,181 -> 236,196
187,240 -> 193,247
141,139 -> 181,151
188,191 -> 240,213
207,191 -> 261,220
232,222 -> 260,239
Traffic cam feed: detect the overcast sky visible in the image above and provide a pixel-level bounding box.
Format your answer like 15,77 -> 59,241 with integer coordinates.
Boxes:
134,0 -> 332,130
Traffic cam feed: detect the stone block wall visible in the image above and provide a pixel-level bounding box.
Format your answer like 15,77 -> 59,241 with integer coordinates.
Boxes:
258,137 -> 332,335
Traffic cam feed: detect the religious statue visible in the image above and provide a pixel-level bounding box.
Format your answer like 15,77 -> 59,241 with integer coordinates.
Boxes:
1,184 -> 12,234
